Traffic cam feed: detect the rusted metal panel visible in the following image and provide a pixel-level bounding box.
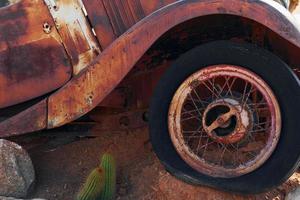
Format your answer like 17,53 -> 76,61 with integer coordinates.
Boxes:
0,0 -> 63,53
140,0 -> 177,15
102,0 -> 129,36
0,100 -> 47,138
99,87 -> 130,108
0,38 -> 72,108
44,0 -> 101,74
0,0 -> 72,108
83,0 -> 146,47
98,61 -> 169,109
47,0 -> 300,129
84,0 -> 175,47
82,0 -> 117,49
126,0 -> 145,22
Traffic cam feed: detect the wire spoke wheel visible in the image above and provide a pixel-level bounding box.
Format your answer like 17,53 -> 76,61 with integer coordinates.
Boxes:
150,41 -> 300,193
168,65 -> 281,178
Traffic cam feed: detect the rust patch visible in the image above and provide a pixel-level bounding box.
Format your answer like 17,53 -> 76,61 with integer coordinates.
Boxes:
0,100 -> 47,138
0,0 -> 72,109
0,38 -> 72,108
0,2 -> 27,43
83,0 -> 117,48
44,0 -> 100,74
0,0 -> 63,53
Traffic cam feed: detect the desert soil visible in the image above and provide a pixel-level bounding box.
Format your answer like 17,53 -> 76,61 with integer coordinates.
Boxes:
12,125 -> 299,200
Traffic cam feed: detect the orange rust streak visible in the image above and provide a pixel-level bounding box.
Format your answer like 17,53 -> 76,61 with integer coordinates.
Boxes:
47,0 -> 300,128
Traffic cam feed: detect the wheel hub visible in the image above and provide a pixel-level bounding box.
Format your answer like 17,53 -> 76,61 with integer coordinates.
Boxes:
202,98 -> 252,144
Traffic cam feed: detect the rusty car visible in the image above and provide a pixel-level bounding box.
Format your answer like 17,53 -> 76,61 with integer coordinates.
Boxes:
1,0 -> 300,194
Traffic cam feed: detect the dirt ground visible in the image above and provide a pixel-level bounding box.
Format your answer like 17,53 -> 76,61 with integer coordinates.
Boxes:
14,125 -> 299,200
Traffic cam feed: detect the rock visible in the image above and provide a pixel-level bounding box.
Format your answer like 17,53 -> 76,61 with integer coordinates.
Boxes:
0,0 -> 19,8
286,187 -> 300,200
0,140 -> 35,198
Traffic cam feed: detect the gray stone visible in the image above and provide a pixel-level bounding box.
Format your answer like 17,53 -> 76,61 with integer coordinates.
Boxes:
286,187 -> 300,200
0,140 -> 35,198
0,0 -> 19,8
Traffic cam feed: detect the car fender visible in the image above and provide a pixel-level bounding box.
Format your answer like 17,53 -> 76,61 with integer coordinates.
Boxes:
46,0 -> 300,128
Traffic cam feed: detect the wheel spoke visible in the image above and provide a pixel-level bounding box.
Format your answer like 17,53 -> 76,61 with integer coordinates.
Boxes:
218,144 -> 228,165
216,76 -> 231,97
202,81 -> 221,99
188,93 -> 203,117
181,115 -> 201,122
200,138 -> 214,157
196,131 -> 207,155
225,77 -> 237,97
182,108 -> 204,115
242,84 -> 254,109
192,88 -> 207,107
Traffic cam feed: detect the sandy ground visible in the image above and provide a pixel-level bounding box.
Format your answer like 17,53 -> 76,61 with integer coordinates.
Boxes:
18,126 -> 299,200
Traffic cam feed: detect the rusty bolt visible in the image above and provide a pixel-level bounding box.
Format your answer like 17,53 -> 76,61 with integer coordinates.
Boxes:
43,22 -> 52,34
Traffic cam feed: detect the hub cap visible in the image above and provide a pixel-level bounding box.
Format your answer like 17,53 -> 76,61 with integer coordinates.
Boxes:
168,65 -> 281,178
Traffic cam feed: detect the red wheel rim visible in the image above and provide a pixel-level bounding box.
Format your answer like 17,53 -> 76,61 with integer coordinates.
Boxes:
168,65 -> 281,178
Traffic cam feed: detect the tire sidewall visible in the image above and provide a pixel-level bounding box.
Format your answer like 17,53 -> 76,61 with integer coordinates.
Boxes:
149,41 -> 300,194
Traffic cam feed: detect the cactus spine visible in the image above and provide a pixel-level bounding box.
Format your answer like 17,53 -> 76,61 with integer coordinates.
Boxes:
77,167 -> 105,200
99,153 -> 116,200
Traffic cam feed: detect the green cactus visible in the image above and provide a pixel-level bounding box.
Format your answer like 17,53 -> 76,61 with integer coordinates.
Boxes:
77,167 -> 105,200
99,153 -> 116,200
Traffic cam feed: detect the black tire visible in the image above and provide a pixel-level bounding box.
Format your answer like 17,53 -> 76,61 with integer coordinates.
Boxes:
149,41 -> 300,194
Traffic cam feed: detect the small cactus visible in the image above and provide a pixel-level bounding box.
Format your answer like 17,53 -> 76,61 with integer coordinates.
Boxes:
77,167 -> 105,200
99,153 -> 116,200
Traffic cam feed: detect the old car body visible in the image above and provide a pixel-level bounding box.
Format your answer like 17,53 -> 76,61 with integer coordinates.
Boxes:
0,0 -> 298,135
